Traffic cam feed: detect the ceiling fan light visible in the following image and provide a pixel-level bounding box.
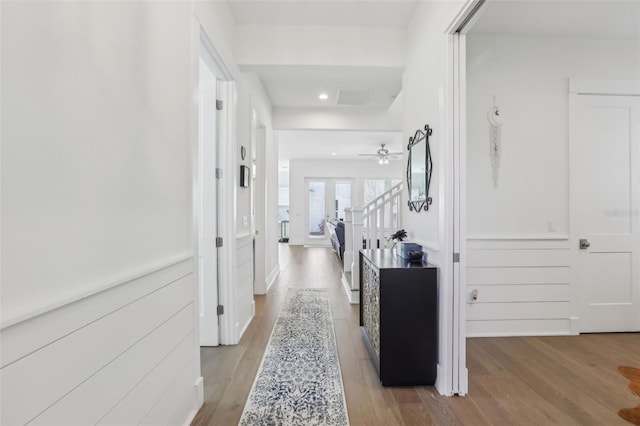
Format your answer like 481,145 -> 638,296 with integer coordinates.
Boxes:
378,157 -> 384,165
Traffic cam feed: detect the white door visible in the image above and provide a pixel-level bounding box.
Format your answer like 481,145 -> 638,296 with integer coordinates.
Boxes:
570,94 -> 640,333
198,56 -> 219,346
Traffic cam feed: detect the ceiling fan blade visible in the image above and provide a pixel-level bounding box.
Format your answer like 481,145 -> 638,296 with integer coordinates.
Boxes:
358,153 -> 379,157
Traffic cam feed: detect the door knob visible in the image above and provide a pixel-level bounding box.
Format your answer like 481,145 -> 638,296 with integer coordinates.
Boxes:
579,239 -> 591,250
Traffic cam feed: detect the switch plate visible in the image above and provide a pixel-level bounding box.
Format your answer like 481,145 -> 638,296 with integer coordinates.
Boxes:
242,216 -> 249,228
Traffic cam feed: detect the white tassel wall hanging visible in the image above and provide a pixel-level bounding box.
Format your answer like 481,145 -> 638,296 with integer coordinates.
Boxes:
487,96 -> 502,188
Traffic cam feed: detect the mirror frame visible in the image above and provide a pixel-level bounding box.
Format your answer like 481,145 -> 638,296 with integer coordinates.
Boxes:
406,124 -> 433,212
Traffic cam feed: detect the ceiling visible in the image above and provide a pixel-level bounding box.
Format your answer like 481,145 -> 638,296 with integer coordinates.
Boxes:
229,0 -> 639,168
469,0 -> 640,39
240,65 -> 403,108
278,130 -> 404,167
227,0 -> 419,27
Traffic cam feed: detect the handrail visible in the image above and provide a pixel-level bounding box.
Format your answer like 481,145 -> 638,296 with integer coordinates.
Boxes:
362,182 -> 403,250
363,181 -> 403,216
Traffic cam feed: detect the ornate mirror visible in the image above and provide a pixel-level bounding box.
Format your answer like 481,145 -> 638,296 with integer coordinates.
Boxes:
406,124 -> 433,212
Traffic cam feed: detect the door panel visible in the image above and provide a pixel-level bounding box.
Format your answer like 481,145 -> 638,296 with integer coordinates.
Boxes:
571,94 -> 639,332
198,56 -> 219,346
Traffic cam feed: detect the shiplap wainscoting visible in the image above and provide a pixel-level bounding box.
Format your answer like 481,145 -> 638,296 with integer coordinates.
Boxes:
466,238 -> 573,337
236,234 -> 256,342
0,258 -> 202,426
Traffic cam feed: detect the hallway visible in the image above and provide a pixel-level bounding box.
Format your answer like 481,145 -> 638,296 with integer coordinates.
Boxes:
193,245 -> 640,425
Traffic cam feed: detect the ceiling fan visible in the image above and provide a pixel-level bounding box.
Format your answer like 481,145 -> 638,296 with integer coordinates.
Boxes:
358,143 -> 402,164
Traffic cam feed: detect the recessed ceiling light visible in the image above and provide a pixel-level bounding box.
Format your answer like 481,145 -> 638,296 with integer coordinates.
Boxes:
331,152 -> 337,156
318,93 -> 329,101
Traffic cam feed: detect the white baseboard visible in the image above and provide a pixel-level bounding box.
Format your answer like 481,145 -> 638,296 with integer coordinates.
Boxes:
236,313 -> 253,344
467,331 -> 572,338
434,364 -> 451,396
458,367 -> 468,396
266,266 -> 280,293
341,274 -> 359,304
195,377 -> 203,406
570,317 -> 580,335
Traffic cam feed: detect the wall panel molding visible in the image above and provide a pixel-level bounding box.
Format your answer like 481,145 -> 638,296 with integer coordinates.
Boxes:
0,260 -> 198,426
1,258 -> 194,369
466,238 -> 572,336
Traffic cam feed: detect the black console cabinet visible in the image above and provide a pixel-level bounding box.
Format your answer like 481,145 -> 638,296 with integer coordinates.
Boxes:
359,249 -> 438,386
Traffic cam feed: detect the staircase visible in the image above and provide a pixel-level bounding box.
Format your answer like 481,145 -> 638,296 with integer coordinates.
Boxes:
341,181 -> 403,303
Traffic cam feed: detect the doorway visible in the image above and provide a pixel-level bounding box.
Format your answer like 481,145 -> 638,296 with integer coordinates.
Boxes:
252,114 -> 268,295
305,179 -> 353,246
197,51 -> 220,346
570,89 -> 640,332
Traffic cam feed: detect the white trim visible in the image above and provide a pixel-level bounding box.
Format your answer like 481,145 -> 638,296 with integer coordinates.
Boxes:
455,31 -> 468,397
0,255 -> 193,330
265,265 -> 280,293
195,21 -> 237,346
0,258 -> 194,369
569,79 -> 640,96
444,0 -> 487,397
468,331 -> 571,338
195,15 -> 233,81
434,364 -> 450,396
446,0 -> 486,34
183,376 -> 204,426
570,317 -> 580,335
467,234 -> 570,241
341,274 -> 359,304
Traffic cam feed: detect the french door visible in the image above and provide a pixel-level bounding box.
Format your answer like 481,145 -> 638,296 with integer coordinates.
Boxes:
305,179 -> 353,245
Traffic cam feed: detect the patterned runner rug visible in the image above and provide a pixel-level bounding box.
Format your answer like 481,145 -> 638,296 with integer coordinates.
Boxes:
239,289 -> 349,426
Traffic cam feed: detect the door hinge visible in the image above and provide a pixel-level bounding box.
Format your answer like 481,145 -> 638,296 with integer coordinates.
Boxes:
215,168 -> 223,179
217,305 -> 224,315
216,237 -> 223,248
453,253 -> 460,263
216,99 -> 223,110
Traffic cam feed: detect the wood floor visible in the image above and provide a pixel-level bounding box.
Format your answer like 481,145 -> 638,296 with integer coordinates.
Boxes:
192,244 -> 640,426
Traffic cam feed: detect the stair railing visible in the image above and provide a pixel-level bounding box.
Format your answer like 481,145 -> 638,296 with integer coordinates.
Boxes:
343,182 -> 403,302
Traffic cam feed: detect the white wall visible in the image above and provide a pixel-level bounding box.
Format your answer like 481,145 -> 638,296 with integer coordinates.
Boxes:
400,0 -> 466,396
402,1 -> 464,254
1,1 -> 279,423
467,34 -> 640,237
288,159 -> 402,245
1,2 -> 200,424
465,34 -> 640,336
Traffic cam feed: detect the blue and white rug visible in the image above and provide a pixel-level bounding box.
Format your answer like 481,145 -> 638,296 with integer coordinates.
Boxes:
239,289 -> 349,426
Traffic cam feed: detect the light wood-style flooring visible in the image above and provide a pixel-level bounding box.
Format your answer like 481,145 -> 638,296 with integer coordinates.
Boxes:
192,244 -> 640,425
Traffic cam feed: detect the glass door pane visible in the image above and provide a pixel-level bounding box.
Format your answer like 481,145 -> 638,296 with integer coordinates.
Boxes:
308,181 -> 326,237
335,182 -> 352,220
